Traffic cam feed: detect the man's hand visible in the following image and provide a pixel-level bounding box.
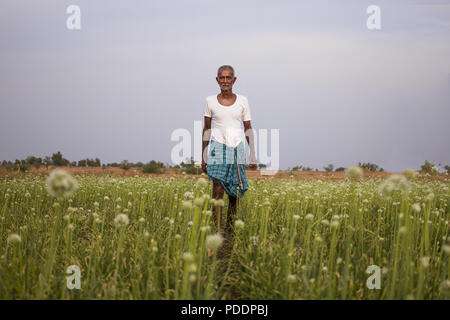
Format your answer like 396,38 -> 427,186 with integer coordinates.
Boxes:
202,161 -> 207,174
249,152 -> 257,170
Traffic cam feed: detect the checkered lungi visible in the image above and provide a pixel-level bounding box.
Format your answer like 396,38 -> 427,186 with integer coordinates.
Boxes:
206,139 -> 248,198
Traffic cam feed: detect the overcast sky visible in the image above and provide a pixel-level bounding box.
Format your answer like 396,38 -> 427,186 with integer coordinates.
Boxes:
1,0 -> 449,172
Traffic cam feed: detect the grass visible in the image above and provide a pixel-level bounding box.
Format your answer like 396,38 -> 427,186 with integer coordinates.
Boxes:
0,173 -> 449,299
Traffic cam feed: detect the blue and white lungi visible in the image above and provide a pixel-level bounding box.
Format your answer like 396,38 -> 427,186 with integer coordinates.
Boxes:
206,139 -> 248,198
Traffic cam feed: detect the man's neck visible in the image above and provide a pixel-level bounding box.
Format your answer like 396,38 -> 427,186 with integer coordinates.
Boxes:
219,90 -> 234,98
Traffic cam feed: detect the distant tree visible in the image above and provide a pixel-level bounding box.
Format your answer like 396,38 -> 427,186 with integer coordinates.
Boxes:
51,151 -> 69,166
95,158 -> 101,167
180,157 -> 194,169
69,161 -> 77,167
324,164 -> 334,172
108,162 -> 120,167
358,162 -> 383,172
78,159 -> 87,167
90,158 -> 99,167
15,159 -> 30,172
1,160 -> 14,171
43,156 -> 52,169
25,156 -> 43,169
142,160 -> 164,174
335,167 -> 346,172
292,165 -> 303,171
135,161 -> 144,168
420,160 -> 434,174
120,160 -> 131,171
443,165 -> 450,174
258,163 -> 267,170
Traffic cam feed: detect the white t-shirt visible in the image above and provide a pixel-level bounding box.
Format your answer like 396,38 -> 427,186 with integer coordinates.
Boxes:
203,94 -> 252,148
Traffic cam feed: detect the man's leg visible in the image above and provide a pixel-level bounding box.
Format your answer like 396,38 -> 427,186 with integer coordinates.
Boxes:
212,179 -> 224,233
225,195 -> 237,235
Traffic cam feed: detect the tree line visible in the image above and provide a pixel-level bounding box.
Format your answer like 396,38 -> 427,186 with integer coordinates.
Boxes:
289,161 -> 449,174
1,152 -> 448,175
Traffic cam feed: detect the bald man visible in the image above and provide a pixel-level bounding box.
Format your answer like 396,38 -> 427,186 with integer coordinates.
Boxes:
202,65 -> 257,237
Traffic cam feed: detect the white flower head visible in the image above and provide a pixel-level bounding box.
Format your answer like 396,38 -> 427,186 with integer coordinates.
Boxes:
200,225 -> 211,233
215,199 -> 225,207
234,219 -> 245,230
183,191 -> 194,200
443,245 -> 450,255
440,280 -> 450,290
46,169 -> 78,199
402,168 -> 418,180
378,174 -> 409,198
345,166 -> 363,180
188,263 -> 197,273
194,197 -> 204,207
182,200 -> 193,210
196,178 -> 208,188
183,252 -> 195,263
411,203 -> 421,213
7,233 -> 21,245
286,274 -> 297,283
205,233 -> 224,251
420,256 -> 430,268
114,213 -> 129,228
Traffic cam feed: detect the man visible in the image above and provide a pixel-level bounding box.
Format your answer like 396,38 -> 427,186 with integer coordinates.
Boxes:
202,65 -> 257,237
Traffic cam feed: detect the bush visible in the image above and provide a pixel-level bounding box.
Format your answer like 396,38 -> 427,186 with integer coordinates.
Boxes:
445,165 -> 450,175
420,160 -> 434,174
120,160 -> 131,171
183,166 -> 201,175
358,162 -> 383,172
142,161 -> 164,174
14,160 -> 30,172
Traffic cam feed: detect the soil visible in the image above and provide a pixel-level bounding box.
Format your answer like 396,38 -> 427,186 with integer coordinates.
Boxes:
1,166 -> 447,181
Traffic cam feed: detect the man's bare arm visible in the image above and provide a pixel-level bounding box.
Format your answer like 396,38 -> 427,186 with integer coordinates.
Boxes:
202,116 -> 212,173
244,120 -> 257,167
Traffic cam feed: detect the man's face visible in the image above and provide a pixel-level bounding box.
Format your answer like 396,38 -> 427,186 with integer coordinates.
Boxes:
216,69 -> 236,92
